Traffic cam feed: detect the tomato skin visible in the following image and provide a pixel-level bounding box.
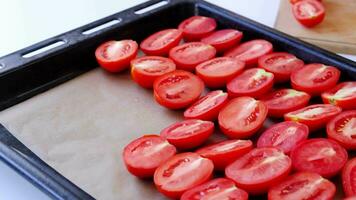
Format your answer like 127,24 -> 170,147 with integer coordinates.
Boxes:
343,158 -> 356,197
178,16 -> 217,41
327,110 -> 356,150
268,172 -> 335,200
196,139 -> 253,170
181,178 -> 248,200
122,135 -> 176,178
322,82 -> 356,110
95,40 -> 138,73
290,0 -> 322,4
292,0 -> 325,27
261,89 -> 311,118
201,29 -> 243,52
140,29 -> 182,56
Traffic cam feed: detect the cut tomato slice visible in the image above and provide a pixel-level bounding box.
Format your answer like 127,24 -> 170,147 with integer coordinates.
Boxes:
140,29 -> 182,56
343,158 -> 356,197
322,82 -> 356,110
201,29 -> 243,52
154,152 -> 214,199
196,139 -> 253,170
291,138 -> 348,178
327,110 -> 356,150
225,147 -> 292,195
122,135 -> 176,178
292,0 -> 325,27
178,16 -> 217,41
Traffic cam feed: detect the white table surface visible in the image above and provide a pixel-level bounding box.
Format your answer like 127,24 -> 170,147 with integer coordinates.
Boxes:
0,0 -> 354,199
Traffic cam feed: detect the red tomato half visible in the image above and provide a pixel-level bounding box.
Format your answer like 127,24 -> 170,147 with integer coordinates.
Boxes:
169,42 -> 216,71
196,57 -> 245,88
131,56 -> 176,88
322,82 -> 356,110
343,158 -> 356,197
227,68 -> 274,98
196,139 -> 253,170
268,172 -> 336,200
178,16 -> 217,41
261,89 -> 311,118
224,39 -> 273,67
184,90 -> 228,121
258,52 -> 304,82
140,29 -> 182,56
225,147 -> 292,195
153,70 -> 204,109
95,40 -> 138,72
218,97 -> 268,139
292,0 -> 325,27
122,135 -> 176,178
154,152 -> 214,199
327,110 -> 356,150
201,29 -> 243,52
284,104 -> 342,131
160,119 -> 214,150
181,178 -> 248,200
291,138 -> 348,178
257,121 -> 309,154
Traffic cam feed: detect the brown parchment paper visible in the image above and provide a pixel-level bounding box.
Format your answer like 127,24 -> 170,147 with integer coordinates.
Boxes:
0,68 -> 184,200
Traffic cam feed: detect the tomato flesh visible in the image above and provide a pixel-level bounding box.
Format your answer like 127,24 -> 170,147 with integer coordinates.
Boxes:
327,110 -> 356,150
201,29 -> 243,52
178,16 -> 217,41
140,29 -> 182,56
343,158 -> 356,197
292,0 -> 325,27
322,82 -> 356,110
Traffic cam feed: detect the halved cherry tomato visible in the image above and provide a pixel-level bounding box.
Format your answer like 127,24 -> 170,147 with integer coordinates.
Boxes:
196,139 -> 253,170
291,138 -> 348,178
95,40 -> 138,72
169,42 -> 216,71
322,82 -> 356,110
291,63 -> 341,96
140,29 -> 182,56
224,39 -> 273,67
154,152 -> 214,199
178,16 -> 217,41
292,0 -> 325,27
284,104 -> 342,131
225,147 -> 292,195
131,56 -> 176,88
227,68 -> 274,98
122,135 -> 176,178
218,97 -> 268,139
153,70 -> 204,109
181,178 -> 248,200
290,0 -> 322,4
327,110 -> 356,150
184,90 -> 228,121
268,172 -> 336,200
261,88 -> 311,118
160,119 -> 214,150
196,57 -> 245,88
343,158 -> 356,197
258,52 -> 304,82
201,29 -> 243,52
257,121 -> 309,154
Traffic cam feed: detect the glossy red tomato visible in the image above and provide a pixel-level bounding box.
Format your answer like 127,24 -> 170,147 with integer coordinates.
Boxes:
140,29 -> 182,56
291,138 -> 348,178
227,68 -> 274,98
153,70 -> 204,109
322,82 -> 356,110
292,0 -> 325,27
284,104 -> 342,131
95,40 -> 138,72
224,39 -> 273,67
225,147 -> 292,195
291,63 -> 340,96
343,158 -> 356,197
181,178 -> 248,200
131,56 -> 176,88
268,172 -> 335,200
196,139 -> 253,170
122,135 -> 176,178
184,90 -> 228,121
258,52 -> 304,82
178,16 -> 217,41
218,97 -> 268,139
154,152 -> 214,199
160,119 -> 214,150
261,88 -> 311,118
327,110 -> 356,150
201,29 -> 243,52
196,57 -> 245,88
257,121 -> 309,154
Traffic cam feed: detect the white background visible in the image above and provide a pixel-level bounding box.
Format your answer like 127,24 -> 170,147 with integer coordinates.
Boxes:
0,0 -> 354,199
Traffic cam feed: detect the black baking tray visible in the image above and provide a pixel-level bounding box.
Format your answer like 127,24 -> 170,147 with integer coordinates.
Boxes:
0,0 -> 355,199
